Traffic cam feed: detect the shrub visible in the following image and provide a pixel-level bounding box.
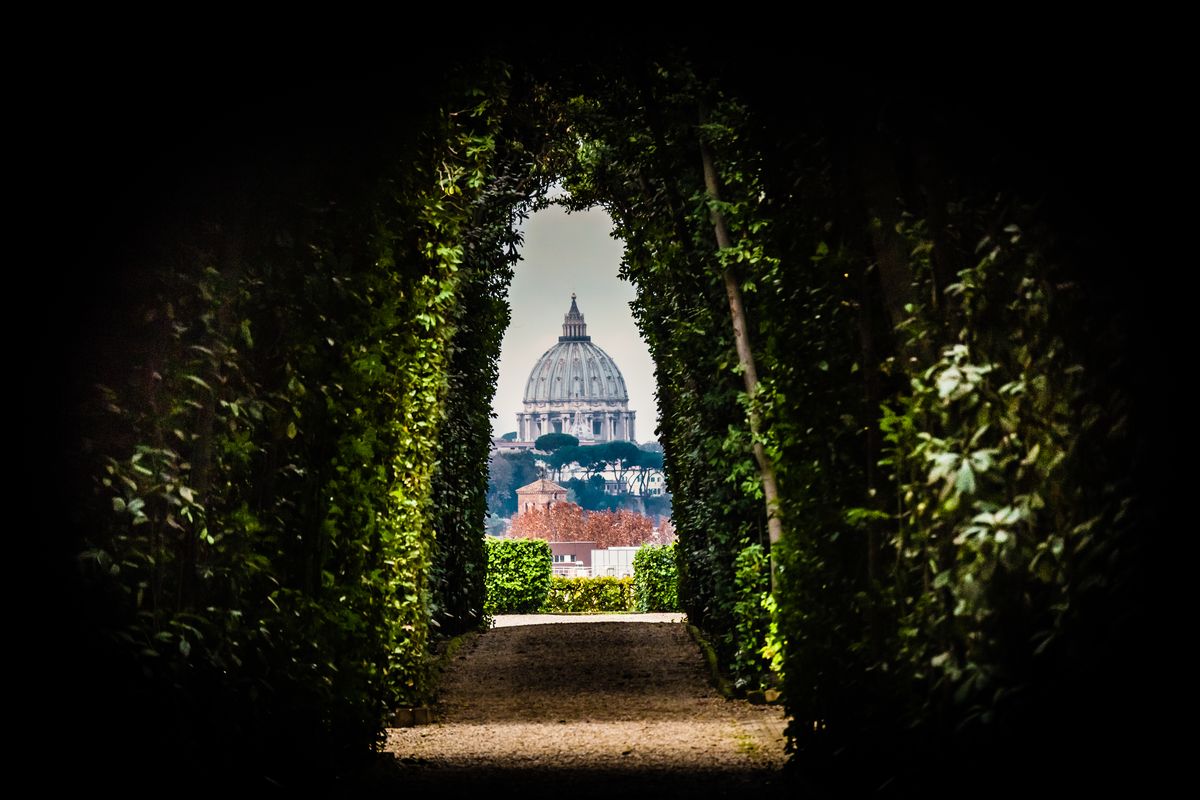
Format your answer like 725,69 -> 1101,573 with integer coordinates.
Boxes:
633,543 -> 680,611
543,576 -> 635,612
484,539 -> 552,614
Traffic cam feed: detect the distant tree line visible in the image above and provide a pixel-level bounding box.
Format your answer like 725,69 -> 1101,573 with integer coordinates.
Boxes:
486,436 -> 669,518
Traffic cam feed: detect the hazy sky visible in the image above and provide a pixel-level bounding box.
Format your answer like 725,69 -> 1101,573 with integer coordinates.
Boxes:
491,201 -> 660,442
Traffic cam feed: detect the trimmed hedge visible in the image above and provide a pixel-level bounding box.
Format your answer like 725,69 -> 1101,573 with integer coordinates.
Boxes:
543,576 -> 635,612
484,539 -> 552,614
486,544 -> 679,614
633,544 -> 680,612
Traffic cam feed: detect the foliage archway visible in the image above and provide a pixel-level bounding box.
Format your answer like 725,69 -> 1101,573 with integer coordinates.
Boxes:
41,45 -> 1159,793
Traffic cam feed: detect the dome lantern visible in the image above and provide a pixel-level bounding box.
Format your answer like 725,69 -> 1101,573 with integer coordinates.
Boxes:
560,292 -> 590,341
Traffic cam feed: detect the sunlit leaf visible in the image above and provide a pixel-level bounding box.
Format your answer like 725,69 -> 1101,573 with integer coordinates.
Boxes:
955,462 -> 976,494
183,374 -> 212,391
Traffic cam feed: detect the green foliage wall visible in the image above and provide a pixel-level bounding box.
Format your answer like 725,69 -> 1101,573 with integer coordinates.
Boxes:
730,544 -> 775,692
559,70 -> 774,686
67,68 -> 530,786
428,108 -> 540,635
632,543 -> 680,612
551,55 -> 1148,792
484,538 -> 553,614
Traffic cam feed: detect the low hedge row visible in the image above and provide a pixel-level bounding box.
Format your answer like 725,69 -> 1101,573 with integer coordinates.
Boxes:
485,539 -> 681,614
543,576 -> 635,612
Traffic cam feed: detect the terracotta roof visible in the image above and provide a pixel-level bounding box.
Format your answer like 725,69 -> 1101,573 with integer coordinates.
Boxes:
516,479 -> 568,494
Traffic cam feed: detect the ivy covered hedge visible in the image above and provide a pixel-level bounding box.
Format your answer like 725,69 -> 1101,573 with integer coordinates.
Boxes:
55,66 -> 542,788
632,544 -> 679,612
552,52 -> 1153,794
484,538 -> 552,614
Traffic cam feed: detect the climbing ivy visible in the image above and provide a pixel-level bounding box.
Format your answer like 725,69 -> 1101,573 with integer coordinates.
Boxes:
70,65 -> 536,786
550,53 -> 1146,792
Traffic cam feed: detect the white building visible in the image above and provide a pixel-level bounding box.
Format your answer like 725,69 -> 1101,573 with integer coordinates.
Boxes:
590,547 -> 641,578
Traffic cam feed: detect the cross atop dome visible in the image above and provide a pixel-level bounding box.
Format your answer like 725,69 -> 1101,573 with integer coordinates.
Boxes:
560,294 -> 590,341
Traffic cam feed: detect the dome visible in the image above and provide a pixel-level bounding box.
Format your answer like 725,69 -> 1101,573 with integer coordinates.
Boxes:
516,295 -> 636,443
523,295 -> 629,404
523,340 -> 629,403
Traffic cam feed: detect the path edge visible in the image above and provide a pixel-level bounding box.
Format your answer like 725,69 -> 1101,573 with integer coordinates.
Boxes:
686,623 -> 736,699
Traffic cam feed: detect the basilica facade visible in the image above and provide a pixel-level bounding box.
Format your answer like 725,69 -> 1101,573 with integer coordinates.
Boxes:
515,295 -> 636,444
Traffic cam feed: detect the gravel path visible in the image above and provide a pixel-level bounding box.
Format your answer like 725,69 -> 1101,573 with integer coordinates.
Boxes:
381,617 -> 792,797
491,612 -> 686,627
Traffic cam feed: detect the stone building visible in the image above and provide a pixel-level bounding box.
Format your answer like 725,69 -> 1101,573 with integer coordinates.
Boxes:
515,478 -> 568,515
515,294 -> 636,444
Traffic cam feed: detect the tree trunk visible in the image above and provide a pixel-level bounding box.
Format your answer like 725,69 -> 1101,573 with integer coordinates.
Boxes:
697,106 -> 784,549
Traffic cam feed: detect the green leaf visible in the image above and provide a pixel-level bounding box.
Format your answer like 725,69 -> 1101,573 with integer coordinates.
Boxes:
183,374 -> 212,391
1021,443 -> 1041,466
937,366 -> 962,399
968,424 -> 990,448
968,449 -> 995,473
955,461 -> 976,494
